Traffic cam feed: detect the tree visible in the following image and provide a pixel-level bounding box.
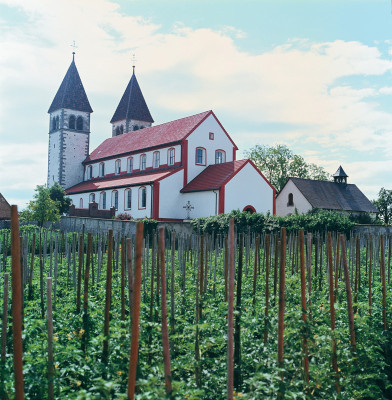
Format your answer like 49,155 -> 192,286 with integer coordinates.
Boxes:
244,144 -> 331,191
49,182 -> 71,214
372,187 -> 392,224
20,185 -> 61,227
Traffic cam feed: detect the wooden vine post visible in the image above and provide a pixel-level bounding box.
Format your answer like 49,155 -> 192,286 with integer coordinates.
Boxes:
47,277 -> 54,400
277,227 -> 286,395
299,230 -> 309,384
103,229 -> 114,365
127,222 -> 144,400
76,233 -> 83,314
327,233 -> 340,394
368,235 -> 373,315
227,219 -> 235,400
340,234 -> 357,356
263,234 -> 270,344
82,233 -> 92,352
380,236 -> 388,331
234,233 -> 243,390
159,227 -> 172,395
11,205 -> 25,399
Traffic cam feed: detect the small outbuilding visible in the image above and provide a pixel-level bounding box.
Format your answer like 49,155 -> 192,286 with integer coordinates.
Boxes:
276,166 -> 378,217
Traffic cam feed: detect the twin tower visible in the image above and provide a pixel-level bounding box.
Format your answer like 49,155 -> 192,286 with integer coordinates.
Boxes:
47,56 -> 154,189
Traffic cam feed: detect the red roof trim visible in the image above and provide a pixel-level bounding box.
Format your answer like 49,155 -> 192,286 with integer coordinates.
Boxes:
183,110 -> 239,151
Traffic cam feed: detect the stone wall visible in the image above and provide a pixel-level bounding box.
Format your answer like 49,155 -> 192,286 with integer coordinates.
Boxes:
352,224 -> 392,236
60,216 -> 193,236
68,202 -> 116,219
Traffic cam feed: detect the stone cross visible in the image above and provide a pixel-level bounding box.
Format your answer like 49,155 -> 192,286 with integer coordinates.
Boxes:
183,200 -> 194,220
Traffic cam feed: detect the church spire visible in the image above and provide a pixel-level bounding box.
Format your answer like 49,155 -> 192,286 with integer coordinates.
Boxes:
48,56 -> 93,114
110,66 -> 153,135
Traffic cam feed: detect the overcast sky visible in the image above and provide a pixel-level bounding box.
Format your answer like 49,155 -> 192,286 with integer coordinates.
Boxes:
1,0 -> 392,209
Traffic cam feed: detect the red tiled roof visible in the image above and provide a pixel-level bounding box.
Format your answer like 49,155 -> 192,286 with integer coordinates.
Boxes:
181,159 -> 248,192
85,110 -> 212,163
66,170 -> 171,194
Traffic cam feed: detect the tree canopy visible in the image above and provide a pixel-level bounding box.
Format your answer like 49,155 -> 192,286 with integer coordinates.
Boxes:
244,144 -> 330,192
20,184 -> 70,226
372,187 -> 392,225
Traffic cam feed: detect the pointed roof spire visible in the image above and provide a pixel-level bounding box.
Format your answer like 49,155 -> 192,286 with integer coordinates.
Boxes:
110,68 -> 154,124
48,57 -> 93,114
333,165 -> 348,178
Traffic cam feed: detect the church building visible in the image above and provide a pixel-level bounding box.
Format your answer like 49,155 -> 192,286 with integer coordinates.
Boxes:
47,56 -> 276,221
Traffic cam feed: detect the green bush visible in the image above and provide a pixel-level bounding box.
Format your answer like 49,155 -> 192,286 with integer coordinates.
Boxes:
191,209 -> 354,235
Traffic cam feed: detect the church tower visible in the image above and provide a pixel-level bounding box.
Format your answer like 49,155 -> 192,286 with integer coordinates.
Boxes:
47,54 -> 93,189
110,66 -> 154,136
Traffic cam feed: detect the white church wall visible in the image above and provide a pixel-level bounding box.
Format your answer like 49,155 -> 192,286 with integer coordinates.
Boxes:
186,114 -> 235,184
68,184 -> 153,219
224,163 -> 274,214
63,130 -> 89,189
47,130 -> 61,187
182,191 -> 217,219
159,170 -> 184,219
276,180 -> 312,216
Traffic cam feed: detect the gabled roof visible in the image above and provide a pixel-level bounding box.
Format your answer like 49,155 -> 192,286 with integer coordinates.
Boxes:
181,159 -> 248,192
0,193 -> 11,220
288,177 -> 378,213
110,70 -> 153,124
85,110 -> 215,163
66,170 -> 172,195
333,165 -> 348,178
48,59 -> 93,113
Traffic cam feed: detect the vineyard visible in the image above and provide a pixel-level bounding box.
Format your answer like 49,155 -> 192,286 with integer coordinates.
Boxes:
0,209 -> 392,399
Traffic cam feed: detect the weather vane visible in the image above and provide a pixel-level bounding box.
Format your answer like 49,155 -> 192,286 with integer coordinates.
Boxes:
131,53 -> 137,73
70,40 -> 78,60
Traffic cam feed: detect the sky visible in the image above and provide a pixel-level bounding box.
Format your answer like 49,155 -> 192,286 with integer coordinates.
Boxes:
1,0 -> 392,209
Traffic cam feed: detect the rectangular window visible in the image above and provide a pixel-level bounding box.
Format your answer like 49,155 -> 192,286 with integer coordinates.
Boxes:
153,152 -> 160,168
168,149 -> 175,166
209,132 -> 214,140
126,189 -> 132,209
196,148 -> 206,165
139,187 -> 146,209
128,158 -> 133,173
115,160 -> 121,175
140,155 -> 146,171
100,163 -> 105,177
215,151 -> 225,164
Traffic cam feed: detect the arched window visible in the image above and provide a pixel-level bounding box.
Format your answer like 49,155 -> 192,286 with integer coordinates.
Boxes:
79,198 -> 83,208
69,115 -> 75,129
115,126 -> 120,136
89,193 -> 95,203
111,190 -> 119,210
99,162 -> 105,177
133,125 -> 139,131
100,192 -> 106,209
56,116 -> 59,130
153,151 -> 160,168
195,147 -> 206,166
86,165 -> 92,180
52,118 -> 56,131
138,187 -> 146,209
128,157 -> 133,173
115,159 -> 121,175
243,205 -> 256,213
288,193 -> 294,206
215,150 -> 226,164
140,154 -> 146,171
125,189 -> 132,209
168,148 -> 175,166
76,116 -> 83,130
120,125 -> 124,134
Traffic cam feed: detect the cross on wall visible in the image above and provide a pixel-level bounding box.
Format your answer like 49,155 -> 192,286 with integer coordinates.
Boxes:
183,201 -> 194,220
